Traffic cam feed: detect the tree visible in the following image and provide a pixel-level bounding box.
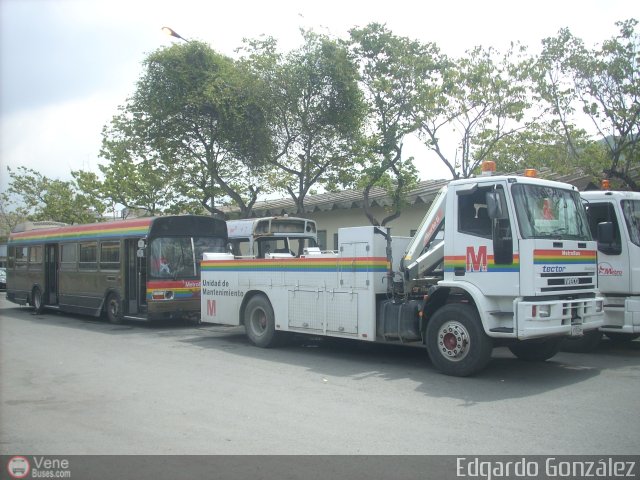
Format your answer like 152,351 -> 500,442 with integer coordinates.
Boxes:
348,23 -> 435,226
3,166 -> 104,224
91,106 -> 185,217
0,192 -> 27,237
241,31 -> 366,214
488,120 -> 609,176
538,19 -> 640,190
414,43 -> 537,179
101,41 -> 274,218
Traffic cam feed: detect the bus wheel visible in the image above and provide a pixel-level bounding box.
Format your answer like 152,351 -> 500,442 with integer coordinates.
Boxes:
244,295 -> 279,348
509,337 -> 562,361
31,286 -> 44,314
106,292 -> 124,324
426,303 -> 493,377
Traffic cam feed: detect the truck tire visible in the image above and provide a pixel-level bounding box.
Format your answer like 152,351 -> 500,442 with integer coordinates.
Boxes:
426,303 -> 493,377
31,286 -> 44,314
244,294 -> 280,348
561,330 -> 602,352
105,292 -> 124,324
509,337 -> 562,361
605,332 -> 640,344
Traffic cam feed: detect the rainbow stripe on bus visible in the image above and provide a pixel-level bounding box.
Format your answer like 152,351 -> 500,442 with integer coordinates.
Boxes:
9,218 -> 153,244
201,257 -> 389,273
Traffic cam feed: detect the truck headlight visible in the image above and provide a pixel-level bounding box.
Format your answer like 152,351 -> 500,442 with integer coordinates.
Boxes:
537,304 -> 550,318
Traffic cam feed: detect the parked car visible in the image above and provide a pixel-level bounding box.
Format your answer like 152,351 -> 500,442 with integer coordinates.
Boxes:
0,267 -> 6,289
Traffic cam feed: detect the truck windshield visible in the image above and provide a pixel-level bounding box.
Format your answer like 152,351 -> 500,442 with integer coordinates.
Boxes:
621,200 -> 640,247
512,184 -> 591,240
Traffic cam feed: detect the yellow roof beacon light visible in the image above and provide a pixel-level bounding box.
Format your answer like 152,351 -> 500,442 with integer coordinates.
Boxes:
481,160 -> 496,176
524,168 -> 538,178
601,179 -> 611,190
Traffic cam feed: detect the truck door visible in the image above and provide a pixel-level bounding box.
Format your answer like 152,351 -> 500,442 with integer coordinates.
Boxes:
452,183 -> 519,297
587,201 -> 631,294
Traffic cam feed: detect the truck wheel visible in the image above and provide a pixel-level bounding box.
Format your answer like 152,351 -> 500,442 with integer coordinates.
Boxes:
509,338 -> 562,361
561,330 -> 602,352
105,292 -> 124,324
244,295 -> 279,348
426,303 -> 493,377
31,286 -> 44,314
605,332 -> 640,344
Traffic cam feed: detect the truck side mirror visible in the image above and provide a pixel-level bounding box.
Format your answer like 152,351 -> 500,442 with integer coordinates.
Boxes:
486,191 -> 507,219
597,222 -> 621,255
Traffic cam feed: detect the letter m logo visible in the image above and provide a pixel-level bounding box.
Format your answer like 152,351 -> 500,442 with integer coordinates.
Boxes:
466,246 -> 488,272
207,299 -> 217,317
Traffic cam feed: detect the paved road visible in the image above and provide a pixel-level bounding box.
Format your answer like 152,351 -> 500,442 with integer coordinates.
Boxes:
1,292 -> 639,455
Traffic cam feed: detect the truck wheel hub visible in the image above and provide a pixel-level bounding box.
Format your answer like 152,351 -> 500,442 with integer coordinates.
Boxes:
438,322 -> 470,361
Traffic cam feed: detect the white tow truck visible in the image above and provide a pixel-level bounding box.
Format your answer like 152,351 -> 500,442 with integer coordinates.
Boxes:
566,186 -> 640,350
201,163 -> 604,376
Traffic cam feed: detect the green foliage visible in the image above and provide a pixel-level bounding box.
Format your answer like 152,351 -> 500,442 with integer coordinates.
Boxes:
489,121 -> 609,177
414,42 -> 536,179
6,18 -> 638,227
348,23 -> 433,225
101,41 -> 275,218
241,30 -> 366,214
538,19 -> 640,190
3,166 -> 105,225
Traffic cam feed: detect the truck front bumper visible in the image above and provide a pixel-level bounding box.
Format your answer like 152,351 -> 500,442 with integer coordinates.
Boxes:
515,296 -> 604,340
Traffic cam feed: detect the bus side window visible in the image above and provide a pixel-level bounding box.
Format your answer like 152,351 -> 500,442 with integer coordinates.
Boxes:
79,242 -> 98,271
61,243 -> 78,271
16,246 -> 28,270
28,246 -> 43,271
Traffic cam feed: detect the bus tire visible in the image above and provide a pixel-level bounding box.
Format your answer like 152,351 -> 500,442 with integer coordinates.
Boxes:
105,292 -> 124,324
509,337 -> 562,361
426,303 -> 493,377
31,286 -> 44,314
244,294 -> 279,348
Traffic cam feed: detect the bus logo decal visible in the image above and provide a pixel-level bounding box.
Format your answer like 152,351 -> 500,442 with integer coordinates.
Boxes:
207,300 -> 217,317
466,246 -> 488,272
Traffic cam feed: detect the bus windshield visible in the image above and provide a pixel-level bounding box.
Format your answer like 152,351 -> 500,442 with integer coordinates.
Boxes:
150,236 -> 226,278
512,184 -> 591,240
622,200 -> 640,247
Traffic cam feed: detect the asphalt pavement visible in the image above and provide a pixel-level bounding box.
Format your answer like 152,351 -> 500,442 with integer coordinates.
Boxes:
1,292 -> 639,456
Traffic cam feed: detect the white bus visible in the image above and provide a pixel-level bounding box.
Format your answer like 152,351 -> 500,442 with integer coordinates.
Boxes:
227,216 -> 318,258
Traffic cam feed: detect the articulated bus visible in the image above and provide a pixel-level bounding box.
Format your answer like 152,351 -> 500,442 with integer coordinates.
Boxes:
6,215 -> 227,323
227,216 -> 318,258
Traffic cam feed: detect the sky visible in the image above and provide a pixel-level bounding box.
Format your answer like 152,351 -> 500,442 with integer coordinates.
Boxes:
0,0 -> 638,198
